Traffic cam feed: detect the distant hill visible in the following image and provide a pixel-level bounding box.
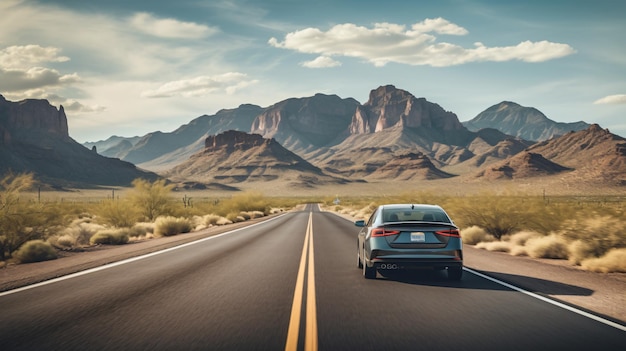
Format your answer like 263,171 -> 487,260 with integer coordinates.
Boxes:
163,130 -> 349,189
0,95 -> 159,187
476,152 -> 571,180
463,101 -> 589,141
83,135 -> 141,157
522,124 -> 626,185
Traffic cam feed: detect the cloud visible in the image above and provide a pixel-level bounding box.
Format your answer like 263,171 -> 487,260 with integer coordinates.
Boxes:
301,56 -> 341,68
141,72 -> 258,98
0,67 -> 80,91
594,94 -> 626,105
269,18 -> 575,67
130,12 -> 218,39
0,45 -> 70,69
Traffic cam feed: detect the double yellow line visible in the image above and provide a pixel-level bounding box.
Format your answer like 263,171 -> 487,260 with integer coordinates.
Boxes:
285,212 -> 317,351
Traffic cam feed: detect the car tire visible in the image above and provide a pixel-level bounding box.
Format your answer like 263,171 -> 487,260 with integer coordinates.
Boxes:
357,249 -> 363,269
447,267 -> 463,281
363,260 -> 376,279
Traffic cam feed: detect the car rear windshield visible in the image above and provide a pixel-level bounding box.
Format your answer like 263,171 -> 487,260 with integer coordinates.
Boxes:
383,209 -> 449,223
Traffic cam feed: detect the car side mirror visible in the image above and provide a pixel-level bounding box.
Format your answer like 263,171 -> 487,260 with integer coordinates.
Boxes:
355,220 -> 366,227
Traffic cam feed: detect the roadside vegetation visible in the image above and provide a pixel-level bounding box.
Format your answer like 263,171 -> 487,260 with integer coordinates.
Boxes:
0,173 -> 292,266
324,191 -> 626,273
2,173 -> 625,274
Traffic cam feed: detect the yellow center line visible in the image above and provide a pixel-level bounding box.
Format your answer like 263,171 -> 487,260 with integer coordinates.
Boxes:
305,212 -> 318,351
285,211 -> 317,351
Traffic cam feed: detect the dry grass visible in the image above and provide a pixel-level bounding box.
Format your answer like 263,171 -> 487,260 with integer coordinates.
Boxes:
154,216 -> 193,237
13,240 -> 58,263
580,248 -> 626,273
525,234 -> 570,259
475,241 -> 511,253
460,226 -> 494,245
89,229 -> 130,245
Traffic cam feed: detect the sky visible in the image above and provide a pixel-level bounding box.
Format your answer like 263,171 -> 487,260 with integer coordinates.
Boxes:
1,0 -> 625,143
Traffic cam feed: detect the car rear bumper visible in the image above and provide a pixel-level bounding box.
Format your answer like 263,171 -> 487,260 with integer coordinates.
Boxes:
366,249 -> 463,270
369,258 -> 463,270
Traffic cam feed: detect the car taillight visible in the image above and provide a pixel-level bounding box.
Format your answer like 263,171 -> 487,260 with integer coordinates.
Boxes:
435,228 -> 461,237
371,227 -> 401,237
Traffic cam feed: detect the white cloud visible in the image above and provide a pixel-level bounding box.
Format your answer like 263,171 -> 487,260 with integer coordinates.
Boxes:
301,56 -> 341,68
0,45 -> 69,69
130,12 -> 218,39
594,94 -> 626,105
141,72 -> 258,98
410,17 -> 469,35
269,18 -> 575,67
0,67 -> 80,91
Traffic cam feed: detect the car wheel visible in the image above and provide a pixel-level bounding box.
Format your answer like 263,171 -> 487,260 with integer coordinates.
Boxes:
357,248 -> 363,269
363,260 -> 376,279
447,267 -> 463,281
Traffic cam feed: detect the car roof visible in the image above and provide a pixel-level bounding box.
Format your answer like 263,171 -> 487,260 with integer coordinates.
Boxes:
379,204 -> 443,211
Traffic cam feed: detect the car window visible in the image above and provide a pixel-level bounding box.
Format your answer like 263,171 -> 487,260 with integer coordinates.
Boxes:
366,209 -> 377,227
382,209 -> 450,223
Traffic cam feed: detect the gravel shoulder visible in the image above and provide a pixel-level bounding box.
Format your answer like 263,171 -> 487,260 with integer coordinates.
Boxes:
1,211 -> 625,326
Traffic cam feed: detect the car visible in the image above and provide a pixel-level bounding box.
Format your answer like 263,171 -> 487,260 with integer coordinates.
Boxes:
355,204 -> 463,280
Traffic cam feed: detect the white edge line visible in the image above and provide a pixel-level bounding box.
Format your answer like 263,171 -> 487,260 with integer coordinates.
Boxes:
464,267 -> 626,332
0,214 -> 287,297
323,209 -> 626,332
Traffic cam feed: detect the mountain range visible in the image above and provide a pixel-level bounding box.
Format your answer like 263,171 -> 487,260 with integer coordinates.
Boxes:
0,95 -> 158,188
1,85 -> 624,189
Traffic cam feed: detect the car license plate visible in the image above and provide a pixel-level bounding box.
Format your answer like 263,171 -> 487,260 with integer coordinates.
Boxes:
411,232 -> 425,242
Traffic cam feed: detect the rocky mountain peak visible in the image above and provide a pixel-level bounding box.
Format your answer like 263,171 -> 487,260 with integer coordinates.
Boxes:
464,101 -> 589,141
0,95 -> 69,144
350,85 -> 465,134
251,93 -> 359,149
205,130 -> 269,152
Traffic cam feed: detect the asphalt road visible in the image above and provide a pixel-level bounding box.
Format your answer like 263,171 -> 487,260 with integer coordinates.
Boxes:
0,204 -> 623,350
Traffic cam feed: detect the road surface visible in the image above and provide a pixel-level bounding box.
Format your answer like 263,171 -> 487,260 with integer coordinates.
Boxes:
1,204 -> 624,350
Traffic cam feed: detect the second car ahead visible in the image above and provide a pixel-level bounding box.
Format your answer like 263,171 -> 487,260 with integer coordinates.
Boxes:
356,204 -> 463,280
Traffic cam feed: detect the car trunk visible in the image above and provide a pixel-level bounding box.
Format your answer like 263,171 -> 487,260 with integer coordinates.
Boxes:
382,222 -> 457,249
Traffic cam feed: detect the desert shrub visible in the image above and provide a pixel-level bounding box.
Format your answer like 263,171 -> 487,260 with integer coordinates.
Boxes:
216,217 -> 233,225
557,215 -> 626,261
238,212 -> 251,221
448,193 -> 543,240
507,230 -> 542,246
509,246 -> 529,256
52,234 -> 76,248
0,172 -> 65,259
125,222 -> 155,241
95,199 -> 139,227
460,226 -> 493,245
13,240 -> 57,263
128,179 -> 175,221
475,241 -> 511,252
580,248 -> 626,273
525,234 -> 569,259
205,214 -> 224,225
215,191 -> 271,217
245,211 -> 265,219
567,240 -> 597,265
269,208 -> 284,214
90,229 -> 130,245
225,212 -> 245,223
154,216 -> 192,237
60,218 -> 106,247
130,222 -> 155,236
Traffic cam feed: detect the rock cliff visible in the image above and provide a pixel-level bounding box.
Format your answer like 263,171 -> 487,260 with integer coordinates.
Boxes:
0,95 -> 159,187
